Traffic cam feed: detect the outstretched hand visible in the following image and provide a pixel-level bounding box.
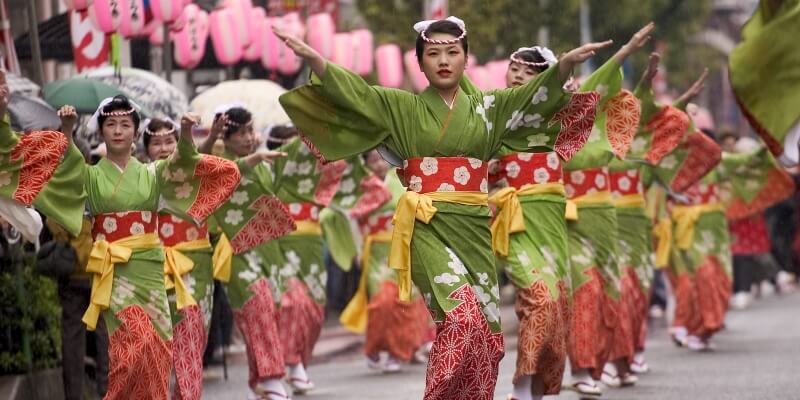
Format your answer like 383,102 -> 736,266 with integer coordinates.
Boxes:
57,105 -> 78,135
181,112 -> 201,140
559,40 -> 614,81
271,26 -> 327,78
674,68 -> 709,108
638,52 -> 662,89
615,22 -> 655,64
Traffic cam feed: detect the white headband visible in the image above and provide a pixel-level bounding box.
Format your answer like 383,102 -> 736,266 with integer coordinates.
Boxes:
213,102 -> 248,116
142,117 -> 178,137
510,46 -> 558,68
413,16 -> 467,44
86,96 -> 144,133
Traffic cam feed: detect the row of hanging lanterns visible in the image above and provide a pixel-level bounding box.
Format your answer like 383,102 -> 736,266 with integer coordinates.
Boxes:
62,1 -> 510,91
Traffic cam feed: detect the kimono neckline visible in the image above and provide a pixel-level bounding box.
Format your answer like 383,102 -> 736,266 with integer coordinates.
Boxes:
420,86 -> 469,117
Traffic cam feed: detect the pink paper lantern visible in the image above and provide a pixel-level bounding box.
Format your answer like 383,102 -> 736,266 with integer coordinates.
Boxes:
306,13 -> 335,59
467,54 -> 478,69
403,50 -> 428,92
261,17 -> 281,70
169,7 -> 188,31
351,29 -> 374,76
466,65 -> 490,91
486,59 -> 510,89
242,7 -> 266,62
209,8 -> 242,66
63,0 -> 92,11
89,0 -> 125,34
331,33 -> 353,71
145,18 -> 164,45
174,4 -> 209,68
118,0 -> 146,38
375,44 -> 403,88
224,0 -> 255,48
276,13 -> 304,75
150,0 -> 184,23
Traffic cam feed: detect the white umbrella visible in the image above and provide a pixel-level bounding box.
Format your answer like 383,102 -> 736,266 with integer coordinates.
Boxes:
81,67 -> 189,121
190,79 -> 290,132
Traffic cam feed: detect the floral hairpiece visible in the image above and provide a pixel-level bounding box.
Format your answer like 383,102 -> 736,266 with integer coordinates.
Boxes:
144,126 -> 176,136
509,46 -> 558,68
413,16 -> 467,45
224,118 -> 253,129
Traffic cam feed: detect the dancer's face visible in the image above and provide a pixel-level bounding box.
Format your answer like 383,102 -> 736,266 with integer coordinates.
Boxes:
102,115 -> 137,157
146,131 -> 178,161
420,34 -> 466,91
505,62 -> 539,88
225,124 -> 256,157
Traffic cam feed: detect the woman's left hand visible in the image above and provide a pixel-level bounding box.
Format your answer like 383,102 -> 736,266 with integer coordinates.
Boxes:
559,40 -> 614,81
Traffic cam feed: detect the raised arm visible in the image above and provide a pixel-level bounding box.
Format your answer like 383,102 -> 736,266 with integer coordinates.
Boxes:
57,105 -> 78,146
273,26 -> 327,79
613,22 -> 655,66
198,113 -> 226,155
673,68 -> 708,110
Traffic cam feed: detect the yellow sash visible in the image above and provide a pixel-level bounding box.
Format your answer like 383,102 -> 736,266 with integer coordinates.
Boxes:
212,233 -> 233,282
163,238 -> 212,310
653,217 -> 673,268
489,183 -> 566,257
565,190 -> 614,221
613,193 -> 646,209
671,203 -> 725,250
82,232 -> 161,331
389,191 -> 488,301
340,230 -> 393,333
290,220 -> 323,236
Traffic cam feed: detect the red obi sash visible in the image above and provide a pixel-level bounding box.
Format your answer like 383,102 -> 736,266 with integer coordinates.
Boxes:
157,213 -> 209,247
360,210 -> 394,236
563,167 -> 610,199
286,202 -> 321,222
496,152 -> 563,189
609,169 -> 645,197
399,157 -> 488,194
92,211 -> 157,242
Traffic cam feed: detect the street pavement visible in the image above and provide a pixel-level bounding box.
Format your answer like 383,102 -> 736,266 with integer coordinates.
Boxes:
203,291 -> 800,399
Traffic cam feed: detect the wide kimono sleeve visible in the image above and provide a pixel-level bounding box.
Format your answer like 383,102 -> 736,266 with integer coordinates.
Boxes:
565,58 -> 640,170
484,64 -> 600,161
729,0 -> 800,162
628,85 -> 691,164
279,62 -> 415,161
646,128 -> 722,193
157,136 -> 241,223
321,157 -> 392,271
718,146 -> 795,220
0,114 -> 87,236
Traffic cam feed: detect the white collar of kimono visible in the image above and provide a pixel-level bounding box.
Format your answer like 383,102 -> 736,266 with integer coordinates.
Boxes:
413,16 -> 467,43
510,46 -> 558,68
86,97 -> 144,134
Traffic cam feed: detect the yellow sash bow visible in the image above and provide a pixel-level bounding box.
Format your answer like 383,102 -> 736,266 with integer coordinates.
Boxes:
163,238 -> 211,310
653,217 -> 673,268
389,191 -> 488,301
340,230 -> 393,333
82,232 -> 160,331
489,183 -> 566,257
212,233 -> 233,282
565,190 -> 614,221
671,203 -> 725,250
290,220 -> 323,236
613,193 -> 646,209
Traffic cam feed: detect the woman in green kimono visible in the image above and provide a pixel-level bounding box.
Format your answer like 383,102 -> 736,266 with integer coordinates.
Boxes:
274,16 -> 609,399
27,94 -> 239,399
199,106 -> 296,400
340,150 -> 432,373
143,118 -> 215,400
483,24 -> 653,400
266,125 -> 391,394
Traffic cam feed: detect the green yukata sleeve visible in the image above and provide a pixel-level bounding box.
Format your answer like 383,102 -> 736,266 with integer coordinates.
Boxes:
157,136 -> 241,224
719,146 -> 795,220
279,62 -> 414,161
629,85 -> 691,164
0,115 -> 87,236
482,65 -> 597,161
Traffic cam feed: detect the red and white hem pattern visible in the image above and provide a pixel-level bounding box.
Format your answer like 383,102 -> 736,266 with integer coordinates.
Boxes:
424,285 -> 504,400
233,278 -> 286,387
278,278 -> 326,366
399,157 -> 489,194
609,169 -> 644,198
229,196 -> 296,254
92,211 -> 157,242
729,214 -> 772,255
157,213 -> 209,247
172,305 -> 206,400
495,151 -> 563,189
563,167 -> 610,200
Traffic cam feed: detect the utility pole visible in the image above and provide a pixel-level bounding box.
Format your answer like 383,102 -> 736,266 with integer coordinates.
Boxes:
26,0 -> 44,85
537,0 -> 549,47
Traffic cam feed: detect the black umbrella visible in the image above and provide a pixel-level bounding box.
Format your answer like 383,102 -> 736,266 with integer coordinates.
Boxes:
8,92 -> 61,131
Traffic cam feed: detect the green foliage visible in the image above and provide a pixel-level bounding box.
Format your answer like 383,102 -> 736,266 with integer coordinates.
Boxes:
0,257 -> 62,374
356,0 -> 713,87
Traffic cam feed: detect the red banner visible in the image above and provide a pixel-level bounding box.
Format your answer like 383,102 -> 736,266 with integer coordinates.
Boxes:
69,10 -> 111,73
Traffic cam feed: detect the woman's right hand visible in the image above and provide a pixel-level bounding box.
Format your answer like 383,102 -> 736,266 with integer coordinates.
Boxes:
210,114 -> 227,140
57,105 -> 78,135
271,26 -> 327,78
638,52 -> 662,89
